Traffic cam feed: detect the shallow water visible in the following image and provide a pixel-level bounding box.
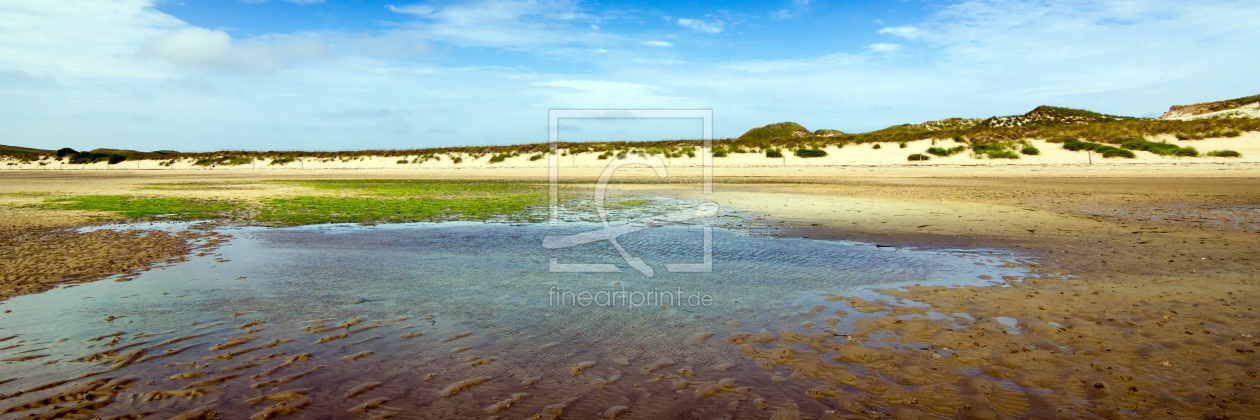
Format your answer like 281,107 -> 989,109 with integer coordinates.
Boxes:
0,222 -> 1029,419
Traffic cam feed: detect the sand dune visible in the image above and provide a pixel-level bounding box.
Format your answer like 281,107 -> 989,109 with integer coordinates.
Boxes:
3,132 -> 1257,172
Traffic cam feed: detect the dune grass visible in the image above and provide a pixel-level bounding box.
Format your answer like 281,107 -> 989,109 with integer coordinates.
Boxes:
985,150 -> 1020,159
927,146 -> 967,157
1119,140 -> 1199,157
794,148 -> 827,158
1061,138 -> 1136,158
269,156 -> 297,166
1206,150 -> 1242,158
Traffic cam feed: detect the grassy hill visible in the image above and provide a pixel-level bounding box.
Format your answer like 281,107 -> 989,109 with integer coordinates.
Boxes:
979,106 -> 1139,128
0,144 -> 53,156
88,148 -> 181,160
737,122 -> 811,142
1163,93 -> 1260,118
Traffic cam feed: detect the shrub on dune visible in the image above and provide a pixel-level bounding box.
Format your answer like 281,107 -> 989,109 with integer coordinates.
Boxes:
794,148 -> 827,158
1061,138 -> 1135,158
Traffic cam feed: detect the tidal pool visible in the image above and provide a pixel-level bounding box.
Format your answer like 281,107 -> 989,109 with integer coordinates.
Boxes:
0,222 -> 1029,419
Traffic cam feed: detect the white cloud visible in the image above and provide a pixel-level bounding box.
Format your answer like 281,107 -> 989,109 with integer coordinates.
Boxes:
141,27 -> 326,72
642,40 -> 672,47
388,0 -> 607,49
773,0 -> 812,20
877,26 -> 922,40
864,43 -> 900,53
533,79 -> 690,107
677,18 -> 723,33
386,4 -> 434,15
240,0 -> 326,4
316,107 -> 411,119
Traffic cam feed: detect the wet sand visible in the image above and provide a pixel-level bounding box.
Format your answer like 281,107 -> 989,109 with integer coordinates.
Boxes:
621,179 -> 1260,418
2,170 -> 1259,418
0,206 -> 230,301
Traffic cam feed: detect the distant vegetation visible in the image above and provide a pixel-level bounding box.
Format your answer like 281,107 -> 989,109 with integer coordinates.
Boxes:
1119,140 -> 1198,157
1207,150 -> 1242,158
194,156 -> 253,166
2,102 -> 1255,163
269,156 -> 297,166
794,148 -> 827,158
1175,129 -> 1240,140
1060,137 -> 1136,158
927,146 -> 967,157
1166,94 -> 1260,117
737,122 -> 811,142
907,154 -> 930,161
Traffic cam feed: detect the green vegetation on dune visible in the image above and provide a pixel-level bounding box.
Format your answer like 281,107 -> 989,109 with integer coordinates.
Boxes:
794,148 -> 827,158
194,156 -> 254,166
1168,94 -> 1260,116
269,156 -> 297,165
0,144 -> 52,156
927,146 -> 967,157
1060,138 -> 1136,158
985,150 -> 1020,159
1207,150 -> 1242,158
995,105 -> 1137,126
1119,140 -> 1198,157
737,122 -> 809,142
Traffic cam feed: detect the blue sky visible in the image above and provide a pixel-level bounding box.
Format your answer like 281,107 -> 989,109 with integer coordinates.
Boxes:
1,0 -> 1258,152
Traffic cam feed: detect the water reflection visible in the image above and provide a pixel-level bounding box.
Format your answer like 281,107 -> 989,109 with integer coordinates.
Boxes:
0,223 -> 1027,419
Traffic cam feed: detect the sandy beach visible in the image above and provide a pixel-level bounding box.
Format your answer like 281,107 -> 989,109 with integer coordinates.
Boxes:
1,161 -> 1258,418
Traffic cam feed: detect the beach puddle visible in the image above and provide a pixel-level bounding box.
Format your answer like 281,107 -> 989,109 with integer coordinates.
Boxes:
0,223 -> 1028,419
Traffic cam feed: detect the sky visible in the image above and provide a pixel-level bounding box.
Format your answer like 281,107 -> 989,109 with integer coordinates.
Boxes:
1,0 -> 1258,152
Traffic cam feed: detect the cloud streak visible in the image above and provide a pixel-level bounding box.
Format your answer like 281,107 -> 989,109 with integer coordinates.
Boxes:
142,27 -> 326,72
676,18 -> 723,33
